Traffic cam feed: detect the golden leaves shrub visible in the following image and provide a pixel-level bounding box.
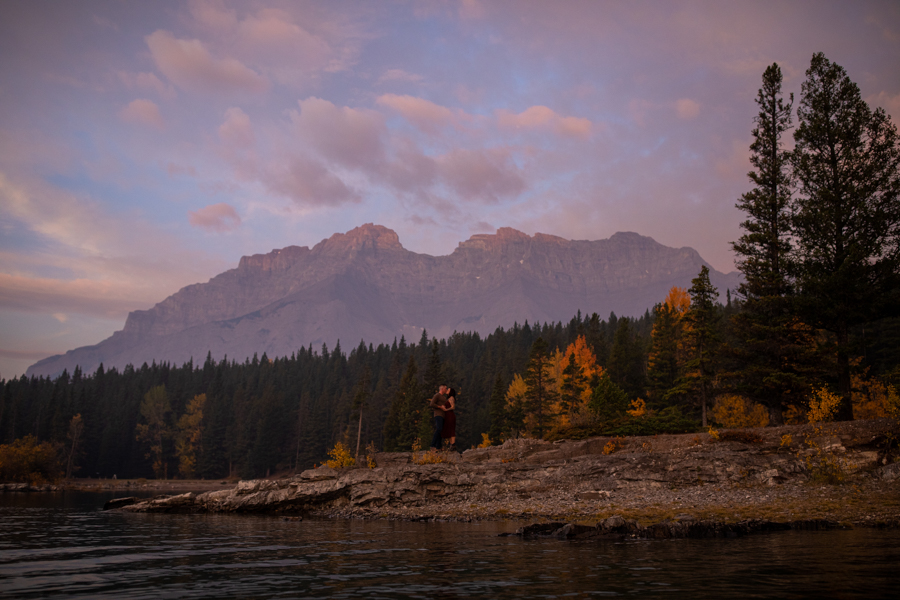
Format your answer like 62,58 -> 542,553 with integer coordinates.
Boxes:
807,387 -> 841,423
0,436 -> 62,484
626,398 -> 647,418
710,394 -> 769,428
325,441 -> 355,469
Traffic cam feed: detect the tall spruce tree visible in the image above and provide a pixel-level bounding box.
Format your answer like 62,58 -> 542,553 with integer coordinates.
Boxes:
487,373 -> 506,443
730,62 -> 819,422
792,53 -> 900,420
522,337 -> 558,438
675,266 -> 719,426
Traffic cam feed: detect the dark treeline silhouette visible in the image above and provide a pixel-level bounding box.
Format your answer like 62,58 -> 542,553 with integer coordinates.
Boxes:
0,312 -> 654,480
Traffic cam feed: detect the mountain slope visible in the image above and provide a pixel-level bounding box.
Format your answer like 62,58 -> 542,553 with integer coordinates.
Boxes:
27,224 -> 741,377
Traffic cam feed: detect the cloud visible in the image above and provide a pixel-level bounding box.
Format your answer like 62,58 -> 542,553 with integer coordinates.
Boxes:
458,0 -> 487,20
496,106 -> 593,138
146,30 -> 269,94
378,69 -> 424,84
188,0 -> 238,31
188,203 -> 242,232
290,97 -> 385,169
268,156 -> 361,207
437,148 -> 525,202
867,90 -> 900,121
118,71 -> 177,100
0,173 -> 228,316
377,94 -> 456,133
119,99 -> 165,129
676,98 -> 701,120
0,273 -> 153,319
0,348 -> 54,361
218,107 -> 254,148
236,9 -> 331,70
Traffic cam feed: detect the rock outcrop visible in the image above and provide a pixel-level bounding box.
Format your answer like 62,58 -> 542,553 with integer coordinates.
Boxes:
108,421 -> 899,527
27,224 -> 741,377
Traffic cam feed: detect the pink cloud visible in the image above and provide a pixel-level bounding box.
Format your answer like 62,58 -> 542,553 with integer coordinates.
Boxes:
378,69 -> 424,84
676,98 -> 701,120
496,106 -> 592,138
268,156 -> 361,207
867,90 -> 900,122
291,97 -> 385,169
237,9 -> 330,67
437,148 -> 525,202
118,99 -> 164,129
0,273 -> 153,319
377,94 -> 456,133
218,107 -> 254,148
119,71 -> 176,100
188,0 -> 238,31
188,202 -> 242,232
146,30 -> 269,94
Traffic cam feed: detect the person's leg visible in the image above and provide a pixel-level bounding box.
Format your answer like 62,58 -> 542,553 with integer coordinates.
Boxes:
430,416 -> 444,449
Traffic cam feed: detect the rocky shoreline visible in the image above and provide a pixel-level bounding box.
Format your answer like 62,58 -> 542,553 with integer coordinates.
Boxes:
88,419 -> 900,536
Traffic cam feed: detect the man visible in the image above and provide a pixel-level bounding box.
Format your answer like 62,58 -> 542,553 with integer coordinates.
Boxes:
427,384 -> 448,450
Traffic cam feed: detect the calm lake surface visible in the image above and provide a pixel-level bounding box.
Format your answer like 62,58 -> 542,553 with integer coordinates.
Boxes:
1,492 -> 898,599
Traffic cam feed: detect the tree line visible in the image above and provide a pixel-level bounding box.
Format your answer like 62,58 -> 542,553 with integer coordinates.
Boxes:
1,52 -> 898,482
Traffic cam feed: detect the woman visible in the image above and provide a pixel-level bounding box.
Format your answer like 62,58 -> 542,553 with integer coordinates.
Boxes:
441,387 -> 457,451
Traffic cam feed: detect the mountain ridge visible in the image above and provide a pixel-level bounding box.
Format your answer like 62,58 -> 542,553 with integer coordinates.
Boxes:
26,224 -> 741,378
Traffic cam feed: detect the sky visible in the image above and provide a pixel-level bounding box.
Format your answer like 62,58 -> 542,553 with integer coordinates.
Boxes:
1,0 -> 898,379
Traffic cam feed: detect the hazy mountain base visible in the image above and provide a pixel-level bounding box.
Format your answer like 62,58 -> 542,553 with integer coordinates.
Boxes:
104,419 -> 900,533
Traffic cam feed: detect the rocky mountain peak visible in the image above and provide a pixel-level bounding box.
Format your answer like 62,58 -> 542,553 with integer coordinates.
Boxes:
313,223 -> 403,257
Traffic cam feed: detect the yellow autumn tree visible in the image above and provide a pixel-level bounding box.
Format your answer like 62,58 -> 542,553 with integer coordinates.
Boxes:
175,394 -> 206,479
549,335 -> 603,427
504,373 -> 528,436
850,361 -> 898,420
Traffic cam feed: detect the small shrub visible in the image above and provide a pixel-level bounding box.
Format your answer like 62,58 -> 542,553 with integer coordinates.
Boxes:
707,426 -> 720,441
477,433 -> 492,448
325,441 -> 355,469
802,438 -> 851,484
602,438 -> 622,455
807,386 -> 841,423
710,394 -> 769,428
413,449 -> 450,465
779,433 -> 793,450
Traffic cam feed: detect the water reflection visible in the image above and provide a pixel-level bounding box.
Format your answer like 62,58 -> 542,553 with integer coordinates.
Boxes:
0,493 -> 897,599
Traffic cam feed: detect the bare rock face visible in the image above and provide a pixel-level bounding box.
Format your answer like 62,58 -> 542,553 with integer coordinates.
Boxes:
27,224 -> 741,378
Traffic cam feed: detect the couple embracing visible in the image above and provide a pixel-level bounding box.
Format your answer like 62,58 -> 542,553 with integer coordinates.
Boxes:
427,384 -> 457,451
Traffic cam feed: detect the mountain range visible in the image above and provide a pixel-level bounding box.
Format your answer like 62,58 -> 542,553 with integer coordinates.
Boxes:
26,224 -> 741,378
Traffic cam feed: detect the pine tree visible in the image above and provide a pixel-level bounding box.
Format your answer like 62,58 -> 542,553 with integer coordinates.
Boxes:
382,356 -> 421,451
607,317 -> 646,399
647,288 -> 690,406
352,366 -> 371,459
522,337 -> 558,438
675,267 -> 720,426
730,62 -> 820,422
487,373 -> 506,443
792,52 -> 900,420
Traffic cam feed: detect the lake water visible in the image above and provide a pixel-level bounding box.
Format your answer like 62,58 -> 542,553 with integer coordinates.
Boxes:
1,492 -> 898,599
